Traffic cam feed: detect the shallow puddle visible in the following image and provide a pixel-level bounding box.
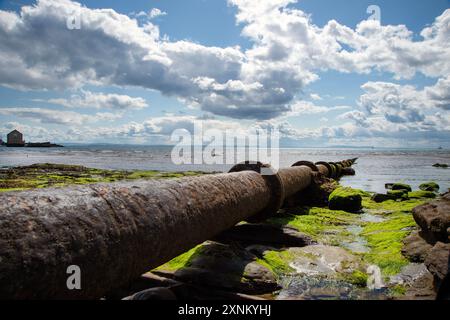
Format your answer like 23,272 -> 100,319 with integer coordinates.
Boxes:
342,225 -> 369,253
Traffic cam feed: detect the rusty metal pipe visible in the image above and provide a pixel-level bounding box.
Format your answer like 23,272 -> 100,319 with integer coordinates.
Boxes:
0,171 -> 272,299
278,166 -> 312,198
0,158 -> 356,299
316,158 -> 356,178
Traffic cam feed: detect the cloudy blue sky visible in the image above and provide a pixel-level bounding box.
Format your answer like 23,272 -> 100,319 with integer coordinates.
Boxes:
0,0 -> 449,147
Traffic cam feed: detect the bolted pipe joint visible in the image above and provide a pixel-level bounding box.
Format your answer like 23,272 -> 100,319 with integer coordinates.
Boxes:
0,158 -> 357,299
229,162 -> 284,222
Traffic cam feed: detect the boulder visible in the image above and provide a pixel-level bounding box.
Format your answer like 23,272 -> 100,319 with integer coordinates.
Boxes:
402,231 -> 434,263
419,182 -> 440,192
385,183 -> 394,190
387,189 -> 409,200
214,223 -> 315,247
424,242 -> 450,297
392,183 -> 412,192
412,193 -> 450,243
371,193 -> 394,203
328,187 -> 363,213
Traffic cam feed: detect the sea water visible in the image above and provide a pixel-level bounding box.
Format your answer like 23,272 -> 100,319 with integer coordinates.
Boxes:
0,145 -> 449,193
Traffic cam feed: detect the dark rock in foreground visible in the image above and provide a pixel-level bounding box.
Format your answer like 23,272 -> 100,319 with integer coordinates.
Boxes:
402,231 -> 434,263
412,192 -> 450,243
424,242 -> 450,299
402,192 -> 450,299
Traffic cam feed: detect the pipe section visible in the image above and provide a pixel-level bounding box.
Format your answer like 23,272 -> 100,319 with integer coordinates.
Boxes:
0,158 -> 356,299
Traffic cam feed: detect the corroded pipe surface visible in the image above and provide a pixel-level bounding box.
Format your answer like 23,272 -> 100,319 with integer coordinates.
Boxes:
0,158 -> 357,299
0,172 -> 271,299
316,159 -> 356,178
278,166 -> 312,198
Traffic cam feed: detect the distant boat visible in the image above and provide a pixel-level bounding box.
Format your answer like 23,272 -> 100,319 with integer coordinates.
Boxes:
438,146 -> 443,150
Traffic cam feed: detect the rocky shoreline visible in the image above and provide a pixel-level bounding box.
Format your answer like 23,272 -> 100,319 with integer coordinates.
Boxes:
0,163 -> 448,300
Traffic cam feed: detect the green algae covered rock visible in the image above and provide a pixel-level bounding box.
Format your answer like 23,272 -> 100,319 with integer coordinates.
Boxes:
419,182 -> 440,192
371,193 -> 393,203
387,189 -> 409,200
408,191 -> 436,199
371,190 -> 408,203
328,187 -> 363,213
391,183 -> 412,192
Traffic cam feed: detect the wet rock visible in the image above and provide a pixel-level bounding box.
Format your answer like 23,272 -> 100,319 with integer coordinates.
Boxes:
419,182 -> 440,192
392,183 -> 412,192
328,187 -> 363,213
412,193 -> 450,243
155,242 -> 280,295
402,231 -> 433,263
371,193 -> 394,203
388,190 -> 409,200
123,287 -> 177,300
385,183 -> 394,190
424,242 -> 450,298
214,223 -> 315,248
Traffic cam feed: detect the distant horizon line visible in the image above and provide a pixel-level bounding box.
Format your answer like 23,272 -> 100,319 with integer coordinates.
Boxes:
24,142 -> 448,151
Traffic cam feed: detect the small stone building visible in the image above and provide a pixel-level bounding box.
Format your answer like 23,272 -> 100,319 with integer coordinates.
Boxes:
7,130 -> 25,146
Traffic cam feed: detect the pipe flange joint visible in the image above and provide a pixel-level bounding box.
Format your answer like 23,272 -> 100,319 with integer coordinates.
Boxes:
330,162 -> 342,177
229,161 -> 284,222
291,160 -> 319,172
329,163 -> 338,178
315,161 -> 333,178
